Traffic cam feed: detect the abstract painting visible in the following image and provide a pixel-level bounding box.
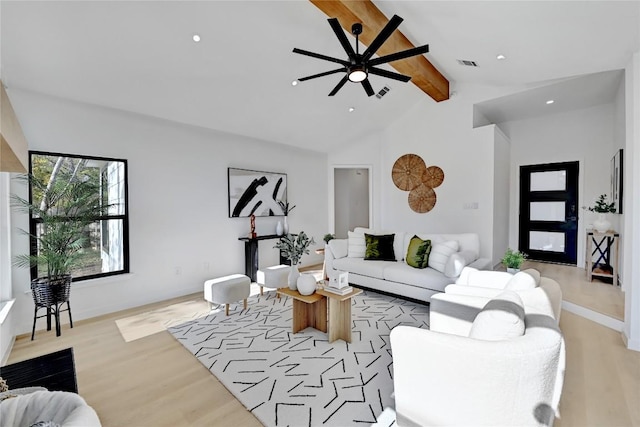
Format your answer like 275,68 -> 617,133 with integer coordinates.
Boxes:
611,149 -> 623,214
228,168 -> 287,217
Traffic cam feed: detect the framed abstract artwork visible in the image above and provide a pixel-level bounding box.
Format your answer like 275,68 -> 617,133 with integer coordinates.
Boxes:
611,149 -> 623,214
228,168 -> 287,217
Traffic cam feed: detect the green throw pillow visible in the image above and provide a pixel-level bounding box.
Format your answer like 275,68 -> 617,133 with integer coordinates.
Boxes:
406,236 -> 432,269
364,234 -> 396,261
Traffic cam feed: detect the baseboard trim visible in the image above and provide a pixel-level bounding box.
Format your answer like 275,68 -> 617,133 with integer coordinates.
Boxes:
562,300 -> 624,331
1,335 -> 15,366
621,331 -> 640,352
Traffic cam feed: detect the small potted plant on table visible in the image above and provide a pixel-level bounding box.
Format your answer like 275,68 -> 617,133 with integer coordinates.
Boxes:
502,248 -> 527,274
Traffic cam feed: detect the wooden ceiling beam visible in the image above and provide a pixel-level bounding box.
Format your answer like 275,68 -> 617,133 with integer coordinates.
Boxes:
309,0 -> 449,102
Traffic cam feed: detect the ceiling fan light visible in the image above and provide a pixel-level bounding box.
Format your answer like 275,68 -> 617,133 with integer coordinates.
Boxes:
348,68 -> 367,83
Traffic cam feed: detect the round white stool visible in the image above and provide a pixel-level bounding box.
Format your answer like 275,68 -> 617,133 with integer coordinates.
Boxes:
203,274 -> 251,316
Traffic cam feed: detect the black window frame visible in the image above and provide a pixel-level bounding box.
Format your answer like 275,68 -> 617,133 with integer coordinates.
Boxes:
28,150 -> 130,282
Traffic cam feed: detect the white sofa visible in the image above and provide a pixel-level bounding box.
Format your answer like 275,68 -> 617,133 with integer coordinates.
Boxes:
324,227 -> 490,302
391,269 -> 565,426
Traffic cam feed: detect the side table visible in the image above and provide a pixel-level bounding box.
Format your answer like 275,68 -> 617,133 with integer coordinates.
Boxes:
278,288 -> 327,334
316,286 -> 363,343
585,229 -> 619,285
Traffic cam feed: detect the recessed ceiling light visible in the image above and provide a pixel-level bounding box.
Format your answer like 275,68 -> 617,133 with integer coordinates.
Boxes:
546,100 -> 555,105
192,34 -> 201,42
291,80 -> 298,86
348,107 -> 355,113
496,54 -> 506,60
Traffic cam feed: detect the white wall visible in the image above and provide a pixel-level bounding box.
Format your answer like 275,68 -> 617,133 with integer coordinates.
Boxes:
492,126 -> 511,266
328,84 -> 520,263
501,103 -> 616,267
0,173 -> 15,363
623,52 -> 640,351
7,88 -> 328,336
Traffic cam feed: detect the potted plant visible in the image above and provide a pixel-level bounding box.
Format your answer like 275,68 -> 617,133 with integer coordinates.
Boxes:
12,169 -> 109,321
502,248 -> 527,273
277,200 -> 296,234
274,231 -> 315,290
584,194 -> 616,233
323,233 -> 335,244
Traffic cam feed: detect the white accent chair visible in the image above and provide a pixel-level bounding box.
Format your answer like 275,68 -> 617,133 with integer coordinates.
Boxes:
391,270 -> 565,427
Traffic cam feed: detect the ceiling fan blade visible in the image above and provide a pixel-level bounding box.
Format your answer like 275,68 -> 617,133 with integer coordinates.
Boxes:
293,48 -> 350,66
328,18 -> 356,59
368,67 -> 412,82
298,68 -> 346,82
328,75 -> 349,96
361,79 -> 375,97
368,45 -> 429,66
362,15 -> 403,62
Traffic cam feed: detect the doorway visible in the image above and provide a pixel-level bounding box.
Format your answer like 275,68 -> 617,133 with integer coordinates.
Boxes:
333,167 -> 371,238
519,161 -> 579,264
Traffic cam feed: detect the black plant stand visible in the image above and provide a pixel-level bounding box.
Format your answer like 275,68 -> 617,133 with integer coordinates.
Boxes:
238,234 -> 290,282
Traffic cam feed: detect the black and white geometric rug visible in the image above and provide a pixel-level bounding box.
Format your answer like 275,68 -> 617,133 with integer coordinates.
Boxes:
168,289 -> 429,427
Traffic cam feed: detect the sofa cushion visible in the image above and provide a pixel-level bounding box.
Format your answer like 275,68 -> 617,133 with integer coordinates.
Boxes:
405,235 -> 432,269
383,263 -> 452,292
469,290 -> 526,341
428,240 -> 459,273
505,271 -> 538,291
364,233 -> 396,261
347,231 -> 366,258
333,257 -> 387,279
328,239 -> 348,259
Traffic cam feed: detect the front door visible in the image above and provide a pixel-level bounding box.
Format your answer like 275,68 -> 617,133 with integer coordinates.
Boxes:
519,161 -> 579,264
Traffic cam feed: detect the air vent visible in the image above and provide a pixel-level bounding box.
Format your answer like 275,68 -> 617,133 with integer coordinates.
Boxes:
376,86 -> 391,99
457,59 -> 479,67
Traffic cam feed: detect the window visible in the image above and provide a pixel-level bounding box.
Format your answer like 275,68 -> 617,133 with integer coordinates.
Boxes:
29,151 -> 129,281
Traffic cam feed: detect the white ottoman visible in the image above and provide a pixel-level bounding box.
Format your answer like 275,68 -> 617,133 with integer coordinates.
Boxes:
256,264 -> 290,296
204,274 -> 251,316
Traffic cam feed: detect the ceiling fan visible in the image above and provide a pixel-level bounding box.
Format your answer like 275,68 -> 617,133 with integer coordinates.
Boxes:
293,15 -> 429,97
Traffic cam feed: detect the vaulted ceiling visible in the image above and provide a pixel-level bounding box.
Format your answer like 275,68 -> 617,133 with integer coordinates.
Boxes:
1,1 -> 638,152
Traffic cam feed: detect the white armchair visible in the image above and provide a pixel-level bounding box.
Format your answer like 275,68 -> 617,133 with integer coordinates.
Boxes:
440,267 -> 562,324
391,284 -> 565,427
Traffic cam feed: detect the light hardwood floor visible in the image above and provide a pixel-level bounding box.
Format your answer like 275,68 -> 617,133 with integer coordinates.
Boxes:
523,260 -> 624,320
6,265 -> 639,427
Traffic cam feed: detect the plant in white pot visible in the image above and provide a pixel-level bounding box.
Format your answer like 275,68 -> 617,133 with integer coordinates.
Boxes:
501,248 -> 527,274
584,194 -> 616,233
274,231 -> 315,291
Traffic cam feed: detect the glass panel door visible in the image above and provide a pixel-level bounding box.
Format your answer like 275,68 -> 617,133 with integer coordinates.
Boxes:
519,162 -> 579,264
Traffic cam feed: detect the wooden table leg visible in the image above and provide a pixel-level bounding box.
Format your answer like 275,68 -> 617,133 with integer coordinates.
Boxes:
291,297 -> 327,333
327,297 -> 352,343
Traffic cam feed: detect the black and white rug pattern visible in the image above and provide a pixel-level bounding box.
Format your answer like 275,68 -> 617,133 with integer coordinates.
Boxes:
168,290 -> 429,427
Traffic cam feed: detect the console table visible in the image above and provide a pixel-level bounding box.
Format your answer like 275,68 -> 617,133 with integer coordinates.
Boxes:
585,229 -> 619,285
238,234 -> 290,282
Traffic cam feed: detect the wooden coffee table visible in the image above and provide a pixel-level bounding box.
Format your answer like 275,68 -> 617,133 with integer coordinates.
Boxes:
316,287 -> 363,343
278,288 -> 327,334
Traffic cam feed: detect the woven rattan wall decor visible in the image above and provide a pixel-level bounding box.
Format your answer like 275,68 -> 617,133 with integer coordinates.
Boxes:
392,154 -> 444,213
